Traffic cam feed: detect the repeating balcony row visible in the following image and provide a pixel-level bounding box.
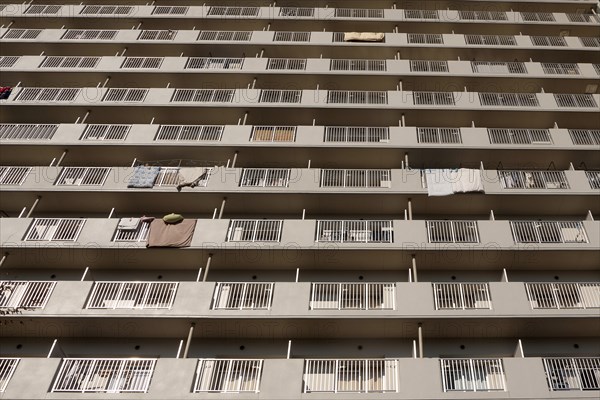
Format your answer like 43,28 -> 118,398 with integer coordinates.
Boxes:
2,28 -> 600,49
2,357 -> 598,397
2,4 -> 599,25
3,280 -> 599,314
1,124 -> 599,147
1,165 -> 598,193
3,87 -> 599,111
3,55 -> 600,78
2,218 -> 596,248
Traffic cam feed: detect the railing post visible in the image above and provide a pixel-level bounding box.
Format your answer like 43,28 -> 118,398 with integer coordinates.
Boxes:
218,197 -> 227,219
202,254 -> 213,282
411,255 -> 418,283
417,323 -> 423,358
25,196 -> 42,218
183,322 -> 195,358
0,253 -> 8,268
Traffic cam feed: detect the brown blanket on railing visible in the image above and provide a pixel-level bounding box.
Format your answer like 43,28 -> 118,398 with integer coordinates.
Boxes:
146,219 -> 196,248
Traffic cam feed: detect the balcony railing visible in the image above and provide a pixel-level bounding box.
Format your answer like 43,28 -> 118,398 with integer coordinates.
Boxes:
52,358 -> 156,393
471,61 -> 526,74
488,128 -> 552,145
0,281 -> 56,309
310,283 -> 395,310
207,6 -> 259,16
266,58 -> 307,70
0,124 -> 58,140
330,59 -> 386,71
15,87 -> 80,102
410,60 -> 449,72
407,33 -> 443,44
185,57 -> 243,70
555,94 -> 597,108
212,282 -> 273,310
86,281 -> 178,309
2,29 -> 42,39
479,93 -> 539,107
259,89 -> 302,103
413,91 -> 455,105
194,359 -> 263,393
138,30 -> 177,41
62,29 -> 117,40
335,8 -> 383,18
121,57 -> 163,69
426,221 -> 480,243
154,167 -> 183,187
541,63 -> 580,75
152,5 -> 188,15
81,124 -> 130,141
0,166 -> 31,185
324,127 -> 389,142
0,56 -> 20,68
0,358 -> 19,392
316,220 -> 394,243
240,168 -> 290,187
155,125 -> 223,141
113,220 -> 151,242
41,56 -> 101,68
586,171 -> 600,189
24,218 -> 86,241
273,31 -> 310,42
320,169 -> 391,188
543,358 -> 600,391
227,220 -> 283,242
80,5 -> 133,15
417,128 -> 462,144
172,89 -> 236,102
327,91 -> 387,105
521,12 -> 555,21
465,35 -> 516,45
279,7 -> 314,17
433,283 -> 491,310
404,9 -> 439,19
55,167 -> 111,186
525,283 -> 600,309
569,129 -> 600,145
510,221 -> 588,243
531,36 -> 567,46
103,88 -> 148,102
303,359 -> 399,393
197,31 -> 252,41
441,358 -> 506,392
458,10 -> 507,20
498,170 -> 569,189
250,126 -> 296,142
24,4 -> 61,14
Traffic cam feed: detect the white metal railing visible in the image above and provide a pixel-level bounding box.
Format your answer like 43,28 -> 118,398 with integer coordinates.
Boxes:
586,171 -> 600,189
465,35 -> 516,45
138,30 -> 177,40
310,283 -> 395,310
335,8 -> 384,18
413,92 -> 455,105
212,282 -> 273,310
404,9 -> 439,19
62,29 -> 118,40
172,89 -> 235,102
155,125 -> 223,141
541,63 -> 580,75
498,170 -> 569,189
103,88 -> 148,102
15,87 -> 80,102
266,58 -> 307,70
0,166 -> 31,185
580,37 -> 600,47
80,5 -> 133,15
121,57 -> 163,69
152,5 -> 188,15
320,169 -> 391,188
185,57 -> 243,70
227,220 -> 283,242
240,168 -> 290,187
259,89 -> 302,103
441,359 -> 506,392
555,94 -> 597,108
488,128 -> 552,144
81,124 -> 130,141
324,127 -> 389,142
197,31 -> 252,41
86,281 -> 178,309
113,221 -> 151,242
194,359 -> 263,393
531,36 -> 567,46
525,283 -> 600,309
407,33 -> 443,44
567,13 -> 599,23
24,4 -> 61,14
55,167 -> 111,186
0,281 -> 56,309
521,12 -> 555,21
427,221 -> 480,243
52,358 -> 156,393
410,60 -> 449,72
330,59 -> 386,71
417,128 -> 462,144
250,126 -> 296,142
40,56 -> 100,68
510,221 -> 588,243
154,167 -> 182,187
569,129 -> 600,145
316,220 -> 394,243
479,93 -> 539,107
2,29 -> 42,39
279,7 -> 315,17
327,91 -> 387,104
274,31 -> 311,42
471,61 -> 527,74
0,56 -> 20,68
458,10 -> 507,20
207,6 -> 259,16
0,358 -> 19,392
0,124 -> 58,140
433,283 -> 491,310
543,358 -> 600,391
303,359 -> 398,393
24,218 -> 86,241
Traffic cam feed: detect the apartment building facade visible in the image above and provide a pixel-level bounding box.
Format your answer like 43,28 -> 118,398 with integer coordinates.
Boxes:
0,0 -> 599,398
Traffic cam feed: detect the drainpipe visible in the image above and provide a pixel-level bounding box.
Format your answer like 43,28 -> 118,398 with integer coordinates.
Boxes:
202,254 -> 213,282
218,198 -> 227,219
407,198 -> 413,220
55,150 -> 68,167
25,196 -> 41,218
417,323 -> 423,358
411,255 -> 418,283
182,323 -> 195,358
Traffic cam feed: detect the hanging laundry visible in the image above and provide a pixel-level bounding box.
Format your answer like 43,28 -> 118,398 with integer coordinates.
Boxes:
0,87 -> 12,100
146,218 -> 196,248
344,32 -> 385,42
425,169 -> 454,196
127,166 -> 160,188
176,168 -> 210,191
425,168 -> 484,196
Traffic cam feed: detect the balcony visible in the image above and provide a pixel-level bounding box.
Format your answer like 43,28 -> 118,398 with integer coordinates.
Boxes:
432,283 -> 492,310
0,166 -> 30,185
316,220 -> 394,243
525,283 -> 600,309
310,283 -> 395,310
320,169 -> 391,188
510,221 -> 588,243
0,358 -> 19,392
240,168 -> 290,188
194,359 -> 262,393
86,281 -> 178,309
303,359 -> 399,393
426,221 -> 479,243
0,281 -> 55,309
23,218 -> 86,241
543,357 -> 600,391
498,170 -> 569,189
441,358 -> 505,392
211,282 -> 273,310
51,358 -> 156,393
226,219 -> 283,242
